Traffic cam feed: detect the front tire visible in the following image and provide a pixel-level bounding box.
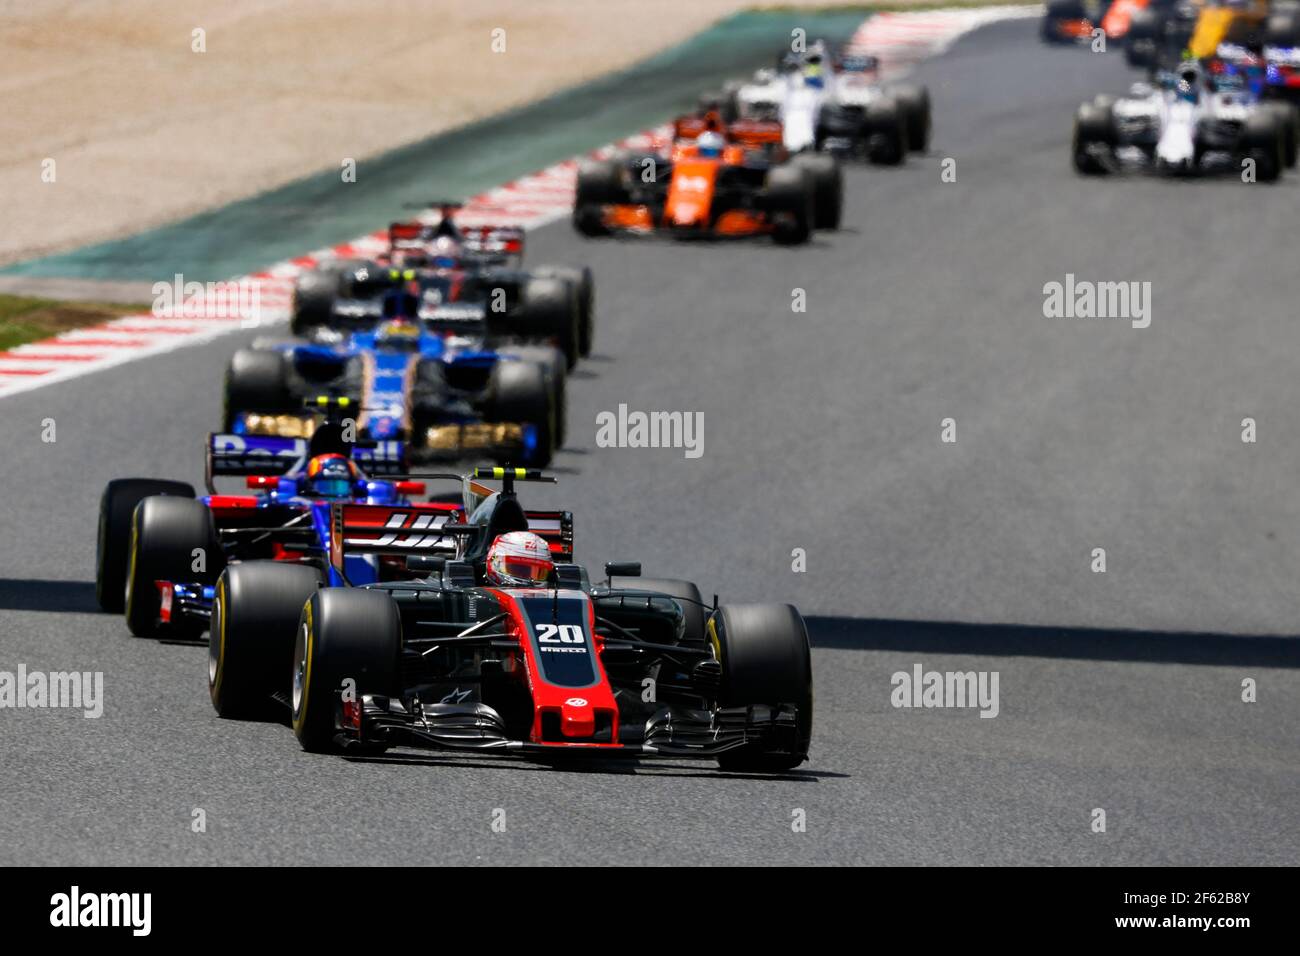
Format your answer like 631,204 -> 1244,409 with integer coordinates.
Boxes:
124,496 -> 224,638
710,603 -> 813,772
292,588 -> 402,753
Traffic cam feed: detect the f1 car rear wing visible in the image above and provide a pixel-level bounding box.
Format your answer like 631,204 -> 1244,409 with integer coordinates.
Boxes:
838,53 -> 879,74
205,433 -> 407,490
330,501 -> 574,572
460,225 -> 525,261
674,112 -> 784,147
388,219 -> 525,264
726,118 -> 785,146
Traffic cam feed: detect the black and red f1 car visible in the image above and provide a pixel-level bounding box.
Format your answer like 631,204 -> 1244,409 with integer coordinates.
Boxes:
208,467 -> 813,772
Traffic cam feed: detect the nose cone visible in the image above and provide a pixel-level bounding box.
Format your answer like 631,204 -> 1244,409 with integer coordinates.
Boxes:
560,697 -> 596,738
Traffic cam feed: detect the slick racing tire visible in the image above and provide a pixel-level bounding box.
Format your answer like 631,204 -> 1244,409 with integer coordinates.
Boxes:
290,267 -> 338,337
1243,111 -> 1285,183
1042,0 -> 1087,43
1259,101 -> 1299,170
764,166 -> 815,246
1072,102 -> 1115,175
863,96 -> 907,166
535,265 -> 595,358
97,479 -> 195,613
890,83 -> 932,153
608,577 -> 707,645
520,276 -> 580,371
125,496 -> 225,638
573,160 -> 624,237
292,588 -> 402,753
209,562 -> 324,720
1125,10 -> 1158,68
224,349 -> 294,431
790,153 -> 843,231
710,603 -> 813,773
489,360 -> 556,468
502,345 -> 568,449
290,261 -> 361,336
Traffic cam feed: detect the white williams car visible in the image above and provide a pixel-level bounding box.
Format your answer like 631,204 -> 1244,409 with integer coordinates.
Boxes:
701,42 -> 930,165
1072,61 -> 1293,180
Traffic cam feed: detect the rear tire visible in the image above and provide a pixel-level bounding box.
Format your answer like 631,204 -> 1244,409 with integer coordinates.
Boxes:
891,83 -> 932,152
224,349 -> 294,430
290,267 -> 341,337
292,588 -> 402,753
711,603 -> 813,772
534,265 -> 594,358
209,562 -> 323,719
501,345 -> 567,448
520,276 -> 580,370
573,160 -> 624,236
790,153 -> 843,230
864,97 -> 907,166
608,577 -> 706,645
124,496 -> 224,638
489,360 -> 556,468
97,479 -> 195,613
1243,112 -> 1284,183
1260,101 -> 1298,170
1125,10 -> 1157,68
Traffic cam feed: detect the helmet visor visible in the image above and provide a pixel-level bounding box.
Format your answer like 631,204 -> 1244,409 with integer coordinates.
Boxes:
503,557 -> 550,584
312,477 -> 353,498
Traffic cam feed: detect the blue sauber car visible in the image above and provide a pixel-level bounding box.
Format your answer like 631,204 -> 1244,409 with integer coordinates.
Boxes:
223,309 -> 565,467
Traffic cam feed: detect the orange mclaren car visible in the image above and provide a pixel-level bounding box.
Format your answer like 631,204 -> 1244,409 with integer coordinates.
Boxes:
1042,0 -> 1101,42
571,113 -> 842,245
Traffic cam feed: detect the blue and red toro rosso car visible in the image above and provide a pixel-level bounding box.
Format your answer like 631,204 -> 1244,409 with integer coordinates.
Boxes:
95,426 -> 428,639
208,467 -> 814,772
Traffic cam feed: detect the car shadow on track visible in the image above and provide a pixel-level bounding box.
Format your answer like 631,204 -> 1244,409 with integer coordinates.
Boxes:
343,750 -> 843,782
0,578 -> 100,613
805,616 -> 1300,669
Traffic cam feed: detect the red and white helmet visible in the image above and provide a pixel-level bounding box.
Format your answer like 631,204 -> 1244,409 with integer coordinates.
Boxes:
485,530 -> 554,588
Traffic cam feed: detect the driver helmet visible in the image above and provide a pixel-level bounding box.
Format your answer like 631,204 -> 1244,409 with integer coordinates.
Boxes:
1177,61 -> 1201,103
375,318 -> 421,348
696,131 -> 726,158
427,235 -> 461,270
305,454 -> 358,499
485,531 -> 555,588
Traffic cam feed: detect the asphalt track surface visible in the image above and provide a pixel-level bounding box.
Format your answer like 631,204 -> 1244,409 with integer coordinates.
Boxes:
1,19 -> 1297,865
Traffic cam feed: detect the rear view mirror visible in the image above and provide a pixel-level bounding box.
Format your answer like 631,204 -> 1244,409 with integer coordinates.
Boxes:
604,562 -> 642,578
